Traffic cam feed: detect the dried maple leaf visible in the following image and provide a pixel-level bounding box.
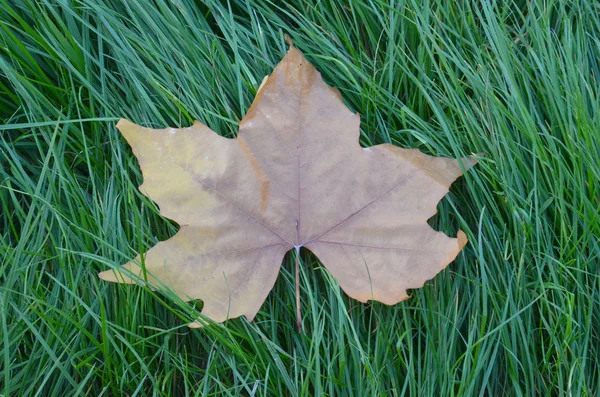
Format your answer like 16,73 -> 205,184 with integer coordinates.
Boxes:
99,42 -> 477,327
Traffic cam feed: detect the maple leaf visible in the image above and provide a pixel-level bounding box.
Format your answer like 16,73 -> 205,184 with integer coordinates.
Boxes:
99,42 -> 478,327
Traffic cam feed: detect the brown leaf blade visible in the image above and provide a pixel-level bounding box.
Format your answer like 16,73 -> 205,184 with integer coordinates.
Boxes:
99,45 -> 478,324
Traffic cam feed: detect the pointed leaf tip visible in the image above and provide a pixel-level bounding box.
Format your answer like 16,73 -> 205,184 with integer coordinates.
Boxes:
284,33 -> 293,47
115,118 -> 129,130
188,321 -> 203,329
457,230 -> 468,250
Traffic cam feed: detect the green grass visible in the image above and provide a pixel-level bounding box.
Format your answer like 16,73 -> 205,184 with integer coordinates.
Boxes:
1,0 -> 598,395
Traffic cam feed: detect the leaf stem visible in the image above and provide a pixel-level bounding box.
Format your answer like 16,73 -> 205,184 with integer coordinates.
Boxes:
295,246 -> 302,333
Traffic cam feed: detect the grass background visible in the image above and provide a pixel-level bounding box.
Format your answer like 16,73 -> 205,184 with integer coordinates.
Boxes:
1,0 -> 599,395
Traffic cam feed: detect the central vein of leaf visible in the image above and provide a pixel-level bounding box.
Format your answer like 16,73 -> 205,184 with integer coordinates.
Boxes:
296,72 -> 303,246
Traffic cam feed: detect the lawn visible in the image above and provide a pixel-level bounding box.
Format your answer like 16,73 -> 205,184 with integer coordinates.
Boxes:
1,0 -> 598,395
